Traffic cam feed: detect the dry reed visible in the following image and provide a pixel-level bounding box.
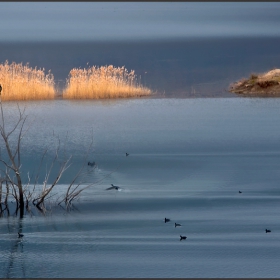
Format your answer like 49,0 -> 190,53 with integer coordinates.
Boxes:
0,60 -> 55,101
63,65 -> 151,99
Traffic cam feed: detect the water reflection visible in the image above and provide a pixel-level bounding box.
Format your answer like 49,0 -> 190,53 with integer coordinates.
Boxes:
3,217 -> 25,278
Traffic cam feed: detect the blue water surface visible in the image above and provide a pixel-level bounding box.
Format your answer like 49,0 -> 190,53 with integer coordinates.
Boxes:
1,98 -> 280,277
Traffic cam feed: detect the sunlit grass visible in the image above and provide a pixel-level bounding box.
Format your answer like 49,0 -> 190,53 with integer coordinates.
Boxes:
63,65 -> 151,99
0,60 -> 55,101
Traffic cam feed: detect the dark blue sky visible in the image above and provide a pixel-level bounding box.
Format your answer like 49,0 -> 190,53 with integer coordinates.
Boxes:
0,2 -> 280,42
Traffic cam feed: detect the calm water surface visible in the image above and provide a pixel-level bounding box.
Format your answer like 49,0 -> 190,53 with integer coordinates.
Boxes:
1,98 -> 280,277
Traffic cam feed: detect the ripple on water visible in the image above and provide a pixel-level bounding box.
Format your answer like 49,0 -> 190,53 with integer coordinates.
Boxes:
1,98 -> 280,277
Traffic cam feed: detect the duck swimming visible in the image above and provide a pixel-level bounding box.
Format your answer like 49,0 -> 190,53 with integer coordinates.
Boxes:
106,184 -> 120,191
180,235 -> 187,241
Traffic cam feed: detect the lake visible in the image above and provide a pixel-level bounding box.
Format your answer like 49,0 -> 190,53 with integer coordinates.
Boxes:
1,97 -> 280,277
1,2 -> 280,276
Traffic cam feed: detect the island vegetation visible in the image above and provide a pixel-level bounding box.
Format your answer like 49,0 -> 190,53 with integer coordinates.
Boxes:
63,65 -> 151,99
229,69 -> 280,96
0,61 -> 151,101
0,60 -> 55,101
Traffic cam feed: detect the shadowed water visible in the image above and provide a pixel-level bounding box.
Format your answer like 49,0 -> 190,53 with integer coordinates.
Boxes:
1,98 -> 280,277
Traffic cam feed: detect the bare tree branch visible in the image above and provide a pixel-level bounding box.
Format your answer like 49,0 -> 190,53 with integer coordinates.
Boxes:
0,96 -> 108,216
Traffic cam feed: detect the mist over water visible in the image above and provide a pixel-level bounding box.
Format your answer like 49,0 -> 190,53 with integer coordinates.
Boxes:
1,2 -> 280,41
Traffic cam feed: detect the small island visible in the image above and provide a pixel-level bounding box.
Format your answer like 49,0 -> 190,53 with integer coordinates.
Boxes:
229,69 -> 280,96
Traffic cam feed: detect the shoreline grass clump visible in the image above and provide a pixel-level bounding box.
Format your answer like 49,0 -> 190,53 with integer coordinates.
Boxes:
0,60 -> 55,101
229,68 -> 280,96
63,65 -> 151,99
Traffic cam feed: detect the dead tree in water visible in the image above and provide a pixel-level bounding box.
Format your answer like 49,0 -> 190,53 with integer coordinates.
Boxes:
31,143 -> 71,212
0,96 -> 97,216
0,96 -> 28,218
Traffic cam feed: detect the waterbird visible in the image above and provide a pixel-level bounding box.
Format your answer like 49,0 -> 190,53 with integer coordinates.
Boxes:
239,191 -> 242,193
164,218 -> 170,223
88,161 -> 95,167
18,232 -> 24,238
106,184 -> 120,191
266,229 -> 271,233
126,153 -> 129,157
175,223 -> 181,228
180,235 -> 187,241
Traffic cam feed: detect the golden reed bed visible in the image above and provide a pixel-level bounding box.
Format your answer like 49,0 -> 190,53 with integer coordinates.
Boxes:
0,62 -> 151,101
0,61 -> 55,101
63,65 -> 151,99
